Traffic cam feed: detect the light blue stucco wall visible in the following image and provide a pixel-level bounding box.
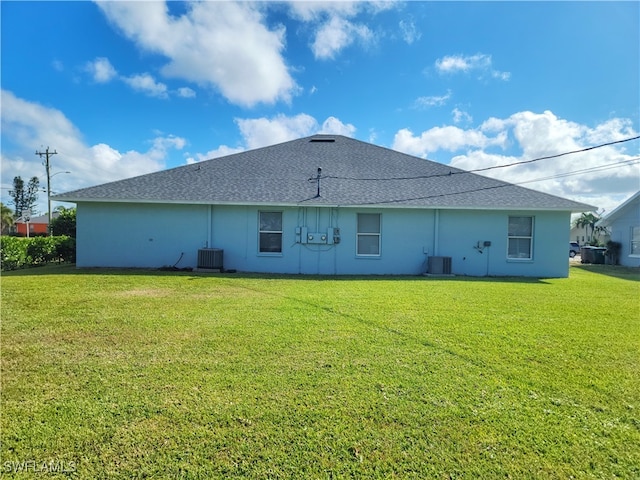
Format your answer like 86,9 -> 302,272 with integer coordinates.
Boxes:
76,202 -> 572,277
607,204 -> 640,267
435,209 -> 570,277
76,202 -> 210,268
205,206 -> 434,275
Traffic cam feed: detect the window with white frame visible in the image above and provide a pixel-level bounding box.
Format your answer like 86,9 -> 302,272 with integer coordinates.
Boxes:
357,213 -> 381,256
259,211 -> 282,253
631,226 -> 640,255
508,216 -> 533,260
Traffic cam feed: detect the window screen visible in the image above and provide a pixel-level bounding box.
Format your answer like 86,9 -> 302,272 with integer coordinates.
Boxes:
357,213 -> 381,256
259,211 -> 282,253
631,226 -> 640,255
508,216 -> 533,259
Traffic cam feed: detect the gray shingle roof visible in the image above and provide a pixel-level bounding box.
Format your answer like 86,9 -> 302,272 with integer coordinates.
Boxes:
54,135 -> 594,212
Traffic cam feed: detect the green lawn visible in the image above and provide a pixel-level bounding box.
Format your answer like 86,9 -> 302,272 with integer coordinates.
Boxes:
1,265 -> 638,479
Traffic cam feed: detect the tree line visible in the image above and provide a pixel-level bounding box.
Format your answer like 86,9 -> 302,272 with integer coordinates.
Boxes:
8,176 -> 40,219
1,203 -> 76,237
2,175 -> 76,237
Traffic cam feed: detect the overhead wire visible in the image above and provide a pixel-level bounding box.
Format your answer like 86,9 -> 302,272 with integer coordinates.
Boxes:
322,135 -> 640,182
352,157 -> 640,206
467,135 -> 640,174
514,157 -> 640,183
308,135 -> 639,205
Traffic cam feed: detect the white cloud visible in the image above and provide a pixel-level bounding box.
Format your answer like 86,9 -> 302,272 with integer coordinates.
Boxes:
177,87 -> 196,98
96,1 -> 297,107
122,73 -> 169,99
413,90 -> 452,109
584,117 -> 638,145
231,113 -> 356,150
435,53 -> 510,81
436,53 -> 490,73
452,108 -> 473,124
85,57 -> 118,83
311,15 -> 373,60
151,135 -> 187,152
446,111 -> 639,211
320,116 -> 356,137
288,1 -> 391,60
186,145 -> 245,164
288,2 -> 361,22
185,114 -> 356,162
492,70 -> 511,82
399,19 -> 421,44
84,56 -> 194,100
479,116 -> 507,133
1,90 -> 86,166
236,113 -> 319,149
0,90 -> 181,212
88,142 -> 168,176
392,110 -> 639,212
503,111 -> 585,158
393,125 -> 507,158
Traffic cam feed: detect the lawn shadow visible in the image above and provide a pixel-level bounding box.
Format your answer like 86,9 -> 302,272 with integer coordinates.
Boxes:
2,263 -> 556,284
571,263 -> 640,282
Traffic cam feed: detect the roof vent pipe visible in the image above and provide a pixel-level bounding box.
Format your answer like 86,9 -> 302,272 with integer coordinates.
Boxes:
307,167 -> 324,197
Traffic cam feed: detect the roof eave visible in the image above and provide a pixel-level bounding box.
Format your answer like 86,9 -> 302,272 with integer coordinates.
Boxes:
597,191 -> 640,226
54,196 -> 595,212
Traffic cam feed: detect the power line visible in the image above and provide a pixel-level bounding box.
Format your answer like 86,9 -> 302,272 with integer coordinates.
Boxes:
324,135 -> 640,182
469,136 -> 639,174
515,157 -> 640,183
353,157 -> 640,206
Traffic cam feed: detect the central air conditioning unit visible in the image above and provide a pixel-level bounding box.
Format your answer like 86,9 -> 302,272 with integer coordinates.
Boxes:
428,256 -> 452,275
197,248 -> 223,270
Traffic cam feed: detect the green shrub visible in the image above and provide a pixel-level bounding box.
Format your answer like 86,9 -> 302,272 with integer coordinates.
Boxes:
26,236 -> 56,264
54,236 -> 76,263
0,236 -> 28,270
1,236 -> 75,270
50,208 -> 76,237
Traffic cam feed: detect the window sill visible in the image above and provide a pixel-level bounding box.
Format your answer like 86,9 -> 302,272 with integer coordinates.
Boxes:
506,258 -> 534,263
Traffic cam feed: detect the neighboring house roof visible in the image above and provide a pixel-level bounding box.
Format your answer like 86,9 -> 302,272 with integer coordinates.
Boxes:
55,135 -> 594,212
597,191 -> 640,226
14,212 -> 58,224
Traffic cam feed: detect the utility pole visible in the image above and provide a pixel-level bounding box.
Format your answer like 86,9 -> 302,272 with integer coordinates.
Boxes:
35,147 -> 58,236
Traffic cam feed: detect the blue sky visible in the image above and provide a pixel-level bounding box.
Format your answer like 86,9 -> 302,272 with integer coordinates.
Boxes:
1,1 -> 638,215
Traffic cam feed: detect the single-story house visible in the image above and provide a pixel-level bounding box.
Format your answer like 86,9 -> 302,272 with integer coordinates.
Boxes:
13,212 -> 58,236
597,191 -> 640,267
54,135 -> 594,277
569,223 -> 608,246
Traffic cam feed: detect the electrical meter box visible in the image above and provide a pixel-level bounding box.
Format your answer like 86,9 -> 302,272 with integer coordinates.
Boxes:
296,226 -> 340,245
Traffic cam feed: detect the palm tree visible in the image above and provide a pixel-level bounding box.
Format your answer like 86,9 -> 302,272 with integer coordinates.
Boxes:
574,212 -> 607,245
1,202 -> 14,235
